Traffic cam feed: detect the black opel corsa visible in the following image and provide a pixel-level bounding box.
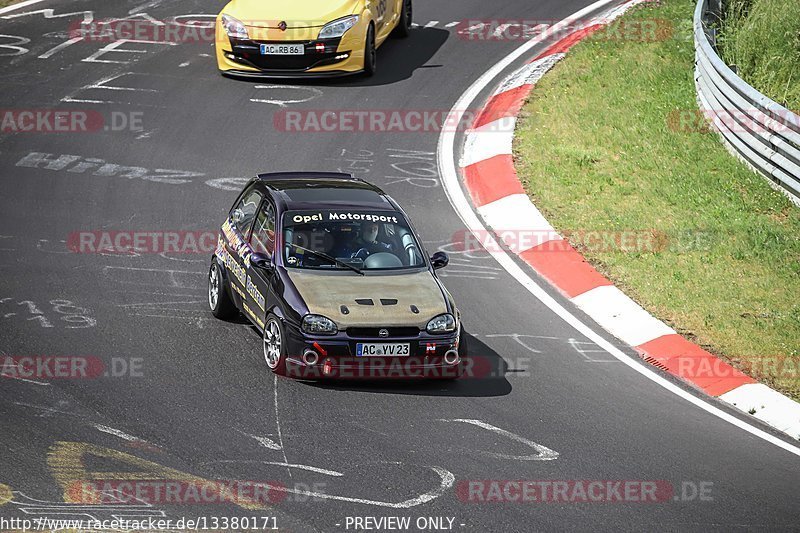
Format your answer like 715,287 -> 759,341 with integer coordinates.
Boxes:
208,172 -> 466,379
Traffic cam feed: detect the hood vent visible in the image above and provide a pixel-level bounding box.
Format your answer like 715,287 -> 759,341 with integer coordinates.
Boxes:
380,299 -> 398,306
355,298 -> 374,306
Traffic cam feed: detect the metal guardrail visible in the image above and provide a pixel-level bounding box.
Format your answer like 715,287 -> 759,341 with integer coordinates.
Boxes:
694,0 -> 800,203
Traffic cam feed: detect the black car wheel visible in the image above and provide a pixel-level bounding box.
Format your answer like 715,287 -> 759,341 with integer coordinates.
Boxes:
263,315 -> 287,375
364,24 -> 377,76
208,260 -> 237,319
394,0 -> 412,38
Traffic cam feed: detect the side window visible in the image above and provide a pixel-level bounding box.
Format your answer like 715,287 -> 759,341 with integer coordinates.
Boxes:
231,189 -> 262,238
250,202 -> 276,255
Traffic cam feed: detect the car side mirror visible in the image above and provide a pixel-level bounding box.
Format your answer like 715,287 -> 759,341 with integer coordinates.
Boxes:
431,251 -> 449,270
250,252 -> 274,272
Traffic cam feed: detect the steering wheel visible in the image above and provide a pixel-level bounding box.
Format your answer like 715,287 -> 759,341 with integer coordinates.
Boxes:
352,247 -> 371,261
364,252 -> 403,269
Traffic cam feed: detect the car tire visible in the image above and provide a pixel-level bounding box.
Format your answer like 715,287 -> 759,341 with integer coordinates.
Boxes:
263,315 -> 287,376
363,24 -> 377,76
208,260 -> 238,319
393,0 -> 412,38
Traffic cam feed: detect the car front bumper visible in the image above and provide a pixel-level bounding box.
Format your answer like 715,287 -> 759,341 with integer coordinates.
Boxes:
282,325 -> 464,379
220,68 -> 362,79
215,16 -> 368,78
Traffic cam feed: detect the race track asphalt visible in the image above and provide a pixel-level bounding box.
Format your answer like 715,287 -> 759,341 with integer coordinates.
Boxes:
0,1 -> 798,531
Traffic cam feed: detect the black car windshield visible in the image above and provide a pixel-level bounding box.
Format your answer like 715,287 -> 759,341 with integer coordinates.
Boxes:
283,210 -> 426,271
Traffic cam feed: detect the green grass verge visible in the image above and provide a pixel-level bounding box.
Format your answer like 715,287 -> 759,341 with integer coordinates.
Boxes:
717,0 -> 800,110
514,0 -> 800,399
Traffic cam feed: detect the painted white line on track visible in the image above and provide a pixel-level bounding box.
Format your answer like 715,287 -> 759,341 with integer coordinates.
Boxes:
260,463 -> 343,477
484,333 -> 549,354
38,36 -> 81,59
0,0 -> 52,16
440,419 -> 559,461
8,377 -> 51,386
14,402 -> 82,416
93,424 -> 144,442
82,39 -> 174,64
204,460 -> 344,477
262,465 -> 455,508
129,0 -> 163,15
0,33 -> 28,55
203,461 -> 455,508
273,374 -> 293,480
437,0 -> 800,457
61,98 -> 111,104
236,429 -> 282,451
250,85 -> 323,107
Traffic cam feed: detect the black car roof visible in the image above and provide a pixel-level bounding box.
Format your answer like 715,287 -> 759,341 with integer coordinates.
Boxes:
255,172 -> 397,211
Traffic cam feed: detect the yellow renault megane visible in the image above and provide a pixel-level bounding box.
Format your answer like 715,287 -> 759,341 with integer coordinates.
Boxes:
215,0 -> 412,78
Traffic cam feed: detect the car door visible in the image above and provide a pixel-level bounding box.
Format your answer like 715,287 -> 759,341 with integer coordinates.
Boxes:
222,186 -> 262,312
245,199 -> 277,329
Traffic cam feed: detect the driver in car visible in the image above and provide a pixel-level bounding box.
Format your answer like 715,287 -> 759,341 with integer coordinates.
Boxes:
342,221 -> 393,260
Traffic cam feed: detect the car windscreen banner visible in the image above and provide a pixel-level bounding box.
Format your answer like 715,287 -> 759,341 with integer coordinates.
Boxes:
285,211 -> 403,226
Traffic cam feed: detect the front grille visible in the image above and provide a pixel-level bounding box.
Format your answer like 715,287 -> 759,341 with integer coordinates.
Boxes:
231,38 -> 345,71
347,327 -> 421,338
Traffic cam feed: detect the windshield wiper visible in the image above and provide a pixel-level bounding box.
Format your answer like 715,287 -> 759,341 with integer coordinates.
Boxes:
287,243 -> 364,276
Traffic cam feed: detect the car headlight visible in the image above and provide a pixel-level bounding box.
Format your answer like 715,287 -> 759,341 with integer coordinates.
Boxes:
318,15 -> 359,39
302,314 -> 338,335
222,14 -> 248,39
426,314 -> 457,334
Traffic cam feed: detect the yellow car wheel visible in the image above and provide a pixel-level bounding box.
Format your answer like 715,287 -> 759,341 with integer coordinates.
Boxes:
394,0 -> 412,38
364,24 -> 377,76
